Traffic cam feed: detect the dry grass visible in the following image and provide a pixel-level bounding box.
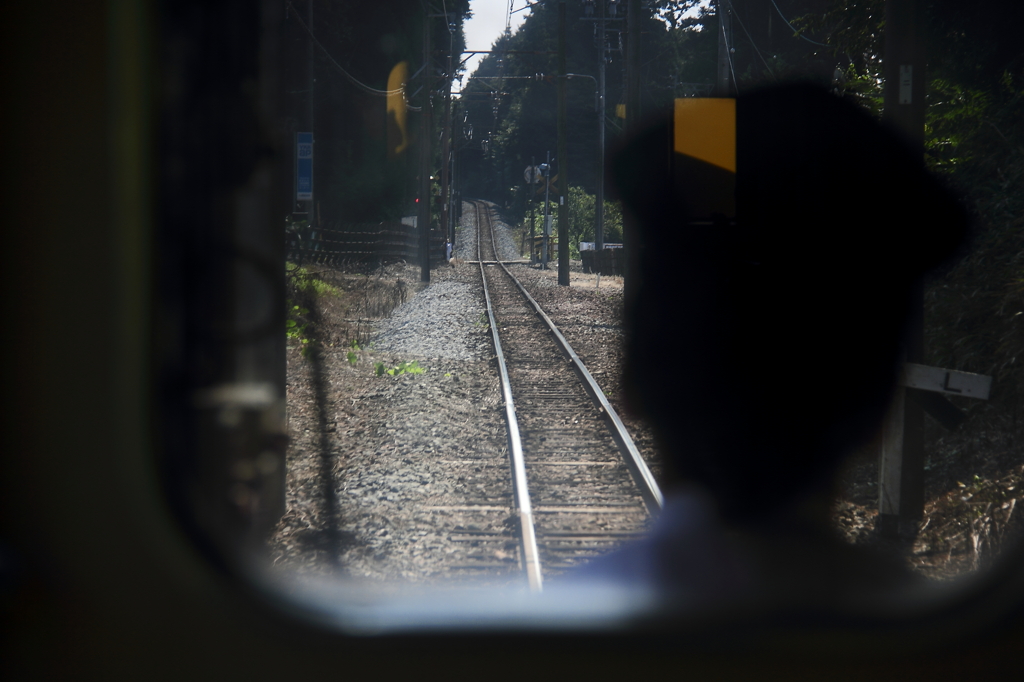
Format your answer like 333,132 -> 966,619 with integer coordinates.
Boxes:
833,408 -> 1023,581
519,260 -> 626,293
286,261 -> 422,350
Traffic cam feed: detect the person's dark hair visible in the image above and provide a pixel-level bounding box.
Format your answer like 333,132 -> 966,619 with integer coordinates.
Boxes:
613,84 -> 968,524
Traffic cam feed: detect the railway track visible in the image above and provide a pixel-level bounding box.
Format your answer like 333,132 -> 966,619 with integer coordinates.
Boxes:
472,200 -> 662,590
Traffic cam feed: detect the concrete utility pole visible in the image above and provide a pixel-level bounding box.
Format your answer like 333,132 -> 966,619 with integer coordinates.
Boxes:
542,151 -> 551,269
419,14 -> 432,283
530,155 -> 537,262
622,0 -> 642,305
715,0 -> 734,97
441,32 -> 454,250
581,1 -> 613,250
307,0 -> 315,224
595,0 -> 606,251
878,0 -> 927,539
557,1 -> 570,286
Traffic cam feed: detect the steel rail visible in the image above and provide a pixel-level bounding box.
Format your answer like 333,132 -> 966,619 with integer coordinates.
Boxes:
484,208 -> 664,516
476,204 -> 543,592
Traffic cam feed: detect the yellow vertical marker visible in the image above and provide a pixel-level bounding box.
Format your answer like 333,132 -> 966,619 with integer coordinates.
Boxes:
673,98 -> 736,220
673,98 -> 736,172
386,61 -> 409,157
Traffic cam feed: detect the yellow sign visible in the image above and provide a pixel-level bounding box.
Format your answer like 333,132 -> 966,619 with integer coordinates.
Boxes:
673,98 -> 735,172
615,103 -> 626,119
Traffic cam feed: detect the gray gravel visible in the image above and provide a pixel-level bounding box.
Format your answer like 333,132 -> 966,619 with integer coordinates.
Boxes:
372,281 -> 489,361
270,201 -> 659,587
453,201 -> 478,260
454,200 -> 520,261
373,201 -> 520,362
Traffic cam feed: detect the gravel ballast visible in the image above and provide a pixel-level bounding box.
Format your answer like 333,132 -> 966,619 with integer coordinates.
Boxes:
268,202 -> 659,586
372,281 -> 489,361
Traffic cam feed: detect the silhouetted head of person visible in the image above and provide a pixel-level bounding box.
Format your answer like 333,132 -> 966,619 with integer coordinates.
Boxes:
612,84 -> 968,525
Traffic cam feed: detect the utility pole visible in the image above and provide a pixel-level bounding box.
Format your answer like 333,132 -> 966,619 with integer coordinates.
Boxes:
622,0 -> 641,305
715,0 -> 734,97
878,0 -> 927,539
530,155 -> 537,263
557,1 -> 570,286
307,0 -> 315,226
595,0 -> 606,251
419,13 -> 432,283
542,151 -> 551,269
583,1 -> 620,250
441,32 -> 454,250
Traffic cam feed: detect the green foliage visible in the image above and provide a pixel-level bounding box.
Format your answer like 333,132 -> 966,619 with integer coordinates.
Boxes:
566,186 -> 624,259
800,1 -> 1024,411
925,79 -> 992,173
285,262 -> 340,297
373,360 -> 425,377
924,86 -> 1024,401
347,351 -> 358,366
286,303 -> 312,356
460,1 -> 681,205
389,360 -> 425,376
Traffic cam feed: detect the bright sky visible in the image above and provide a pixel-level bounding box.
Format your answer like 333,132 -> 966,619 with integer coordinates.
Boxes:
457,0 -> 532,92
455,1 -> 707,94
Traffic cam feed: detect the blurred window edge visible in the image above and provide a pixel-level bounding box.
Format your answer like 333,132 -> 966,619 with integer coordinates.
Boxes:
127,0 -> 1024,655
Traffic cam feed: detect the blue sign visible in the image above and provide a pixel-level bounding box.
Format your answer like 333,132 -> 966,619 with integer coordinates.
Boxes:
296,132 -> 313,201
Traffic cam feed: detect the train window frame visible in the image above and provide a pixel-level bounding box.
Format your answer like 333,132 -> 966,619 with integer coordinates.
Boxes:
8,1 -> 1024,676
152,0 -> 1024,642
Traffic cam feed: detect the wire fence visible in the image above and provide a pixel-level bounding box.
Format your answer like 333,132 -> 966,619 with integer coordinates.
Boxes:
580,247 -> 626,276
286,221 -> 446,265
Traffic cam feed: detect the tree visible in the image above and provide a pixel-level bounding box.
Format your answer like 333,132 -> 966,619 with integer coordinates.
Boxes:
566,186 -> 622,257
285,0 -> 471,225
800,0 -> 1024,409
459,0 -> 683,207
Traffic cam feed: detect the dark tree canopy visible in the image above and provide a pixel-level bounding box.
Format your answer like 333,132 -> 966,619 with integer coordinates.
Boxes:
284,0 -> 471,224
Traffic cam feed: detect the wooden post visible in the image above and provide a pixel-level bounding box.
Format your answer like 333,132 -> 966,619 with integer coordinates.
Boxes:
877,0 -> 926,538
878,372 -> 906,534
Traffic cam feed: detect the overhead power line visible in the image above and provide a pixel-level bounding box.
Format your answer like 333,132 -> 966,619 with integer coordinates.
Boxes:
719,4 -> 738,92
287,1 -> 408,98
730,3 -> 776,81
769,0 -> 827,46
